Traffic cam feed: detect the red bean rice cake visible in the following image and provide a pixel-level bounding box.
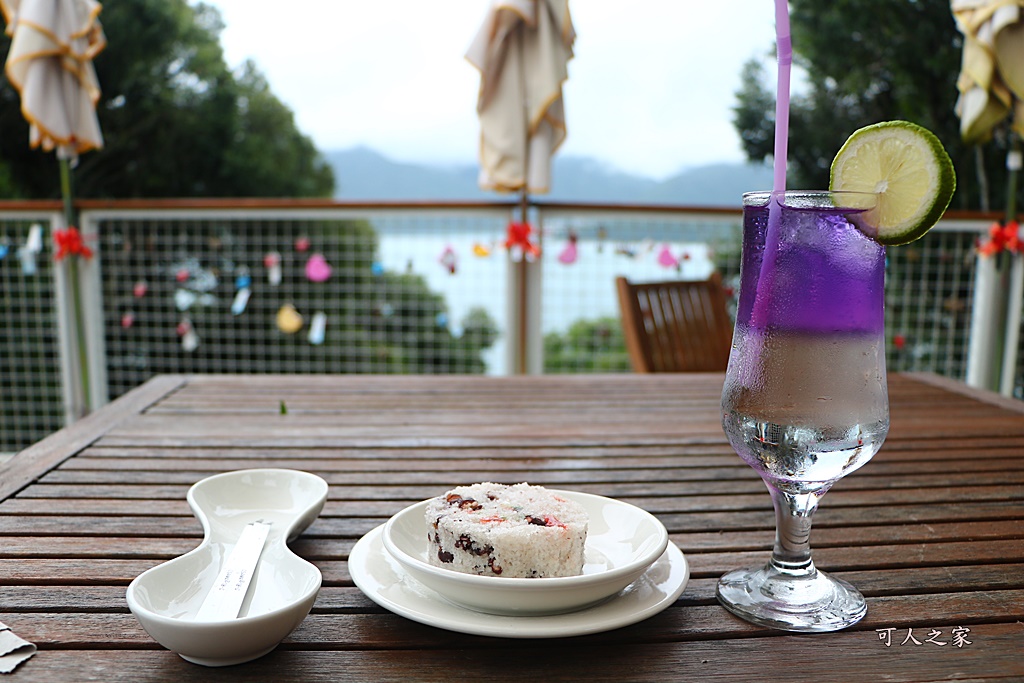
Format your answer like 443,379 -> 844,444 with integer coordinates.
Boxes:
425,482 -> 588,578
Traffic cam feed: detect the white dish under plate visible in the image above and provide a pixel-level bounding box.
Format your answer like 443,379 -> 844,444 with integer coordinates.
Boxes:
382,490 -> 670,615
351,524 -> 689,638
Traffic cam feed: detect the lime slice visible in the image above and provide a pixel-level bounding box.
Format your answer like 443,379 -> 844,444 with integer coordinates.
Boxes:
829,120 -> 956,245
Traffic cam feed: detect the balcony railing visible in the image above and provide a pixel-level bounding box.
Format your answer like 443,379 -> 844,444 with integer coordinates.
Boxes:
0,198 -> 1017,455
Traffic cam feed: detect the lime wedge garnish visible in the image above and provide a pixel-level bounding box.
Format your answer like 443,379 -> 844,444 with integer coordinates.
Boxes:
829,120 -> 956,245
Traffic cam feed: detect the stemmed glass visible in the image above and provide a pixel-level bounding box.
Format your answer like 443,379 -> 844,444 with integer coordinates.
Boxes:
717,190 -> 889,632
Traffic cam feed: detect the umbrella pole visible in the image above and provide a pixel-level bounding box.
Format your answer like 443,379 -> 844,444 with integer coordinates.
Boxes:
976,146 -> 991,212
516,189 -> 529,374
1005,132 -> 1020,222
59,157 -> 75,227
59,156 -> 92,416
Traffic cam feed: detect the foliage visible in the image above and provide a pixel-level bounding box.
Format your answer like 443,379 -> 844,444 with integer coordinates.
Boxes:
733,0 -> 1015,211
0,0 -> 334,199
544,317 -> 630,373
354,273 -> 499,374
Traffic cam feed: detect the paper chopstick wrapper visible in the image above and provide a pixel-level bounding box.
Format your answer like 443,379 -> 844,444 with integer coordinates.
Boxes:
0,620 -> 36,674
194,522 -> 271,621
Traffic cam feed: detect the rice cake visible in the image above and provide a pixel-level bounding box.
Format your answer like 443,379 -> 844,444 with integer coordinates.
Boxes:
425,482 -> 588,578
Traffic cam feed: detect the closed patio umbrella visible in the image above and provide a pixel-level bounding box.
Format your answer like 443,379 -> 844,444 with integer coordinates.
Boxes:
2,0 -> 107,418
466,0 -> 575,197
465,0 -> 574,375
952,0 -> 1024,395
952,0 -> 1024,143
2,0 -> 105,161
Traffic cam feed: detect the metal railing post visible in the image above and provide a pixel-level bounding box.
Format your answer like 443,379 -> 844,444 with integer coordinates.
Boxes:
966,251 -> 1002,390
53,211 -> 110,423
78,211 -> 110,412
999,254 -> 1023,396
51,211 -> 87,422
504,200 -> 545,375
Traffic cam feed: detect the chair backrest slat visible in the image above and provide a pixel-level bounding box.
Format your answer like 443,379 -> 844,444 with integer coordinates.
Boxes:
616,274 -> 733,373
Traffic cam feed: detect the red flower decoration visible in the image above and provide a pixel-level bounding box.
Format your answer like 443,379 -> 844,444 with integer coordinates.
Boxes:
53,226 -> 93,261
504,221 -> 541,260
978,221 -> 1022,257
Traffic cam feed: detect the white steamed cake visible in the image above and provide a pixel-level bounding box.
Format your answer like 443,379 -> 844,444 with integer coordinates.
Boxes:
425,482 -> 588,578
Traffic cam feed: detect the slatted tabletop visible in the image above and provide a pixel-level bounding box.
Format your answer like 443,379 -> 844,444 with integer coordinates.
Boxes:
0,372 -> 1022,682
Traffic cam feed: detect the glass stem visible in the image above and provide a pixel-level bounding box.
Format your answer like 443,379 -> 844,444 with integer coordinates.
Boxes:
768,487 -> 819,575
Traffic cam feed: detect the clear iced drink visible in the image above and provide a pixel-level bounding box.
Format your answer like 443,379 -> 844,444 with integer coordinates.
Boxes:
721,191 -> 889,493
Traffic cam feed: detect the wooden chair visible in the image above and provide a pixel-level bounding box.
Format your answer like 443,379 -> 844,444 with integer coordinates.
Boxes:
615,273 -> 733,373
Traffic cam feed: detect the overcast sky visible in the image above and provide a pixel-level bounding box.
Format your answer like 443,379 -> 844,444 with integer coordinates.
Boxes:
201,1 -> 782,180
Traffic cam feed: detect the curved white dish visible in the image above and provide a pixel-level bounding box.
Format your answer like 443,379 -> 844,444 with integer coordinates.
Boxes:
383,490 -> 670,615
126,469 -> 328,666
352,524 -> 689,638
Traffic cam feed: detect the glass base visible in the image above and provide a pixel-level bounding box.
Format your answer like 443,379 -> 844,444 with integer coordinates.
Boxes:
716,562 -> 866,632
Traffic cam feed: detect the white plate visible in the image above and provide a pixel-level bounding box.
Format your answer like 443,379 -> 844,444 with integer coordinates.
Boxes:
383,490 -> 669,615
351,524 -> 689,638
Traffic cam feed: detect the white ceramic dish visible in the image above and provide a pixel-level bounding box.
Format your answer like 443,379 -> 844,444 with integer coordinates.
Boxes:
353,524 -> 688,638
382,490 -> 670,615
126,469 -> 328,667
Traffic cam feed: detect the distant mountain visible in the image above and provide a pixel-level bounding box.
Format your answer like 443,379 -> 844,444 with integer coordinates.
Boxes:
325,147 -> 773,207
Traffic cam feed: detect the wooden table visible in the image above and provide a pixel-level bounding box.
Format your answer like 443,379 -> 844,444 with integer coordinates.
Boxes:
1,373 -> 1022,682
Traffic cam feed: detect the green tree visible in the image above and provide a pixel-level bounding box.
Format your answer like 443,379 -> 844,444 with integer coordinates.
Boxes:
0,0 -> 334,199
544,317 -> 630,373
733,1 -> 1012,211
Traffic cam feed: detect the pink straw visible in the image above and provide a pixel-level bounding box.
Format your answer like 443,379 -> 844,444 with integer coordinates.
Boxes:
750,0 -> 792,328
771,0 -> 792,198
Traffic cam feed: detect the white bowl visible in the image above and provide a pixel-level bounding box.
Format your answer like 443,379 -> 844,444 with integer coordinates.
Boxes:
126,469 -> 328,666
382,489 -> 669,615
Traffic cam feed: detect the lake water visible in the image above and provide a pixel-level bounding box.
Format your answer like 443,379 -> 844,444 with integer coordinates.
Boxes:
377,221 -> 720,374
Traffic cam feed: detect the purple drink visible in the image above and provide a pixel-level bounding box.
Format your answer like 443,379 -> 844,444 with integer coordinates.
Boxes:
722,192 -> 889,494
716,0 -> 884,634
